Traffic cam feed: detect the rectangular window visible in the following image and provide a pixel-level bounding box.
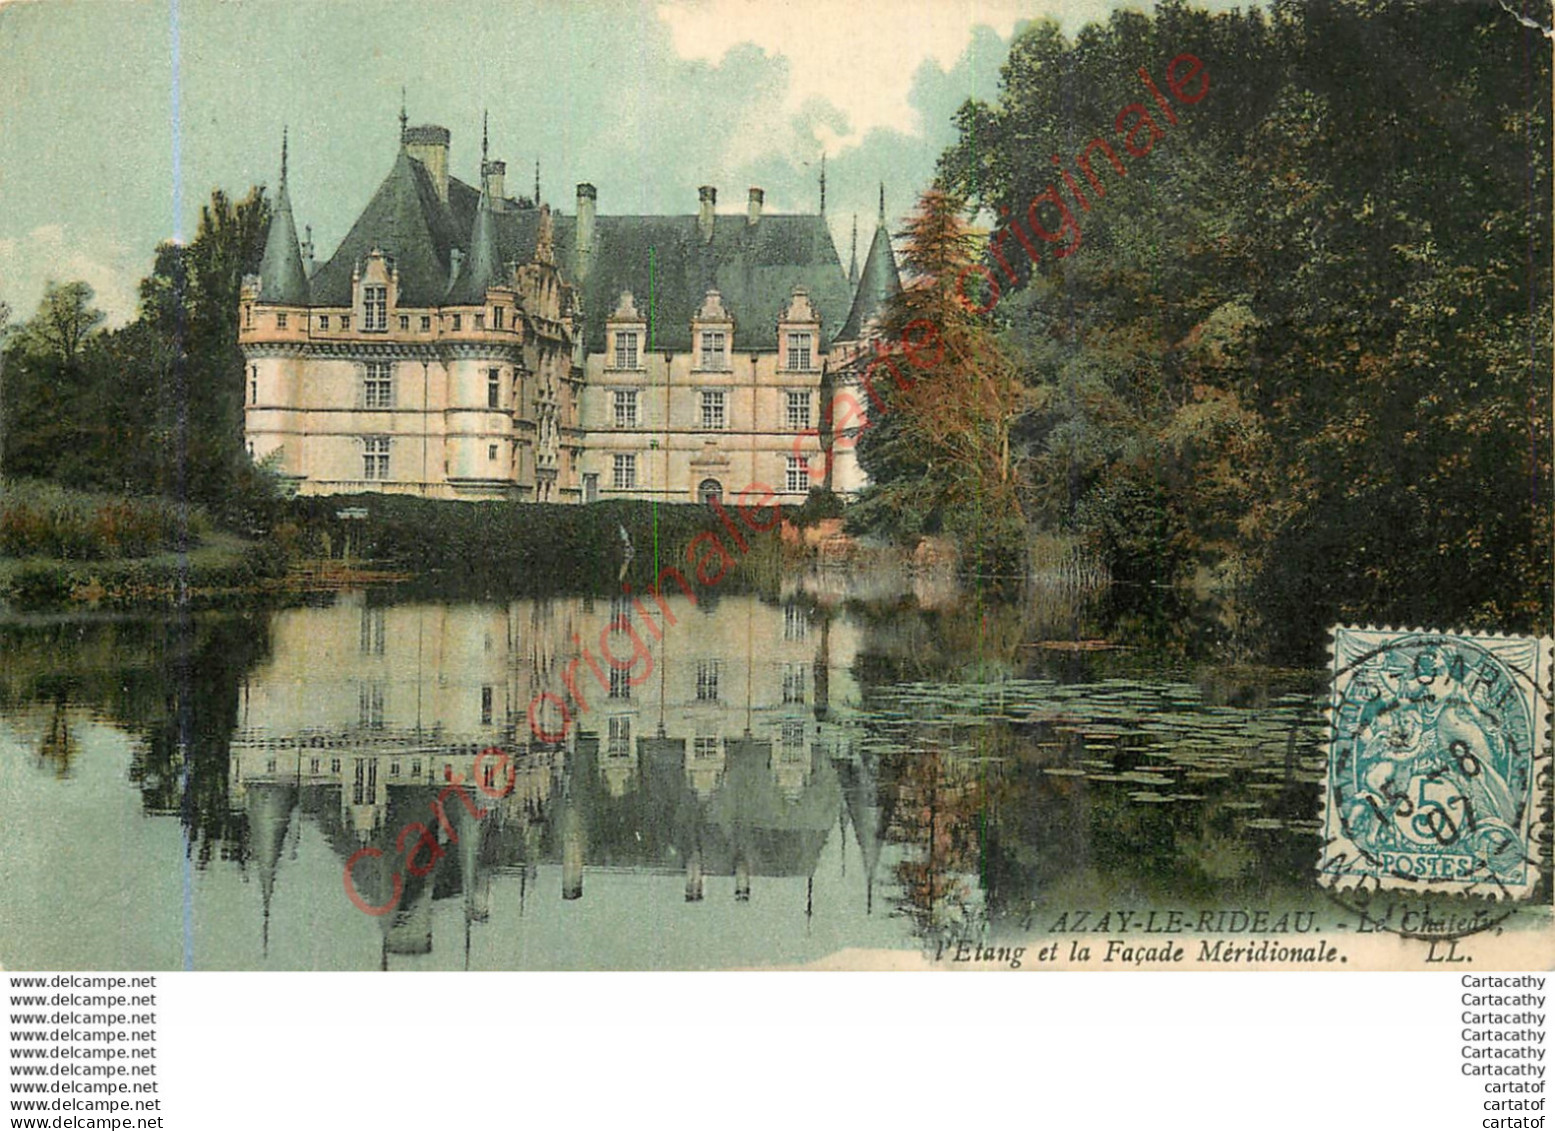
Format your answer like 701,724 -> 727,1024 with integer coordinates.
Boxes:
398,314 -> 410,332
781,719 -> 805,753
494,306 -> 505,330
694,730 -> 720,760
613,389 -> 638,428
614,330 -> 639,369
487,368 -> 501,409
359,607 -> 385,655
786,456 -> 809,493
609,665 -> 631,700
786,391 -> 811,430
310,758 -> 320,774
700,330 -> 726,369
331,757 -> 341,774
784,604 -> 808,641
340,314 -> 350,329
488,443 -> 499,461
452,313 -> 463,332
782,663 -> 807,705
608,715 -> 631,758
249,365 -> 258,405
364,285 -> 387,332
481,686 -> 493,725
786,331 -> 813,370
420,315 -> 431,332
276,312 -> 288,329
318,315 -> 329,330
411,759 -> 421,778
612,453 -> 636,490
363,436 -> 391,480
701,390 -> 726,431
390,761 -> 401,777
364,362 -> 393,409
358,684 -> 385,729
695,660 -> 720,702
474,313 -> 486,330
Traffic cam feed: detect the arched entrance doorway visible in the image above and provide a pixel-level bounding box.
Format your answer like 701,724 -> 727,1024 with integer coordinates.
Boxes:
698,478 -> 723,505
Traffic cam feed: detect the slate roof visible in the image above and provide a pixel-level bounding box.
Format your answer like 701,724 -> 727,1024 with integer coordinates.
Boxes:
838,216 -> 902,342
445,187 -> 499,305
559,212 -> 854,353
309,151 -> 465,307
307,148 -> 864,353
258,180 -> 310,305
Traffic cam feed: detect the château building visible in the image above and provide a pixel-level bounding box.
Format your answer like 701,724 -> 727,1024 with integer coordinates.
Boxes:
239,121 -> 901,503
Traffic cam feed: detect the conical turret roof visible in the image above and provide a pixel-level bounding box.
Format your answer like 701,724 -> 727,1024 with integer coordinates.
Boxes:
838,187 -> 901,342
446,185 -> 499,304
258,130 -> 310,305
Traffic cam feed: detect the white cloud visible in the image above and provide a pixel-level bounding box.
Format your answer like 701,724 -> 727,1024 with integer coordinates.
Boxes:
0,225 -> 140,329
657,0 -> 1037,145
655,0 -> 1157,149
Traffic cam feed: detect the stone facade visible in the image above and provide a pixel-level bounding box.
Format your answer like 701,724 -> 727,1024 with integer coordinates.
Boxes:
241,125 -> 899,503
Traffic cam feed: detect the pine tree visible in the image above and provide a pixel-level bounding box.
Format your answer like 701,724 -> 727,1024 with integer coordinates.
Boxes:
855,187 -> 1030,576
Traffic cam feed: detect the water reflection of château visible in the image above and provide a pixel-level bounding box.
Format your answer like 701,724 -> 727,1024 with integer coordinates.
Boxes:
228,592 -> 895,966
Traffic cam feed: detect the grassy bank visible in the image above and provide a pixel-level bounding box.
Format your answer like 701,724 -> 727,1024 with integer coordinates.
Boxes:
0,479 -> 210,560
0,480 -> 286,608
0,531 -> 285,607
0,482 -> 830,608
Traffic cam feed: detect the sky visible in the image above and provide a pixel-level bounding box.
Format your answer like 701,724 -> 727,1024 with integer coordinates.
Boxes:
0,0 -> 1253,326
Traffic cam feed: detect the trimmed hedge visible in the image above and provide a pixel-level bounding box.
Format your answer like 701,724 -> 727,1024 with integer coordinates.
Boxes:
282,494 -> 795,595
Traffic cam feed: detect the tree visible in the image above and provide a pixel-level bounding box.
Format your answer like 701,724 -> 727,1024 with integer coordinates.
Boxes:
136,187 -> 272,513
854,188 -> 1032,575
17,282 -> 104,363
932,0 -> 1551,658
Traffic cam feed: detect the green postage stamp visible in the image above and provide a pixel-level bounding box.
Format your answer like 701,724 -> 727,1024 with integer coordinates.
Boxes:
1322,628 -> 1553,900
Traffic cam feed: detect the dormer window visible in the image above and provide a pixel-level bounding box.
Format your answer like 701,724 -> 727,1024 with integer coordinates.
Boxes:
615,330 -> 640,370
700,330 -> 727,370
364,285 -> 387,332
692,290 -> 734,372
786,331 -> 813,371
318,315 -> 330,330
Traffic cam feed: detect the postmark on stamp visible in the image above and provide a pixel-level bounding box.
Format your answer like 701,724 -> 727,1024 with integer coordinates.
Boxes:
1319,627 -> 1552,900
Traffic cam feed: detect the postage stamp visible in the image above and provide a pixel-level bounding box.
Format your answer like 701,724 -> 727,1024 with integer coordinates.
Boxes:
1320,627 -> 1553,900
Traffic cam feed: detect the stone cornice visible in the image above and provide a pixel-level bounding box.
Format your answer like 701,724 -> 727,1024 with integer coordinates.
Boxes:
241,340 -> 526,365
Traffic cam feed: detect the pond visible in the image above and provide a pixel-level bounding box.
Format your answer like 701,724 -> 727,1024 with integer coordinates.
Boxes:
0,578 -> 1541,969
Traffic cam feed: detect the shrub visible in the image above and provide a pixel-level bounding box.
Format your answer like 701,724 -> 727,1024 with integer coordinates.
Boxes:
0,480 -> 197,560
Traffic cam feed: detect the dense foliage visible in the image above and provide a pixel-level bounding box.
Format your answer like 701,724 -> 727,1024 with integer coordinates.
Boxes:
0,189 -> 273,524
859,0 -> 1552,655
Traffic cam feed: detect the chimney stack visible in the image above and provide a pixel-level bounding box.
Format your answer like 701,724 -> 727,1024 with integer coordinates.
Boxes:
404,125 -> 451,204
483,159 -> 506,212
698,185 -> 716,243
747,187 -> 764,226
575,183 -> 597,282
